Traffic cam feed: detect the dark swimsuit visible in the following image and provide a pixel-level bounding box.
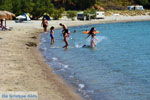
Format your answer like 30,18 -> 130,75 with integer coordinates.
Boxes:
62,29 -> 70,37
50,34 -> 54,38
43,24 -> 47,28
50,30 -> 54,38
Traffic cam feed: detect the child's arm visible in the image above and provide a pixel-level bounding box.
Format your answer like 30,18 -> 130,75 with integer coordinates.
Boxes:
86,34 -> 90,38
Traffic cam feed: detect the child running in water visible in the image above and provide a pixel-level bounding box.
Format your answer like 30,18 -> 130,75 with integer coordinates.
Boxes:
50,26 -> 55,44
86,27 -> 97,48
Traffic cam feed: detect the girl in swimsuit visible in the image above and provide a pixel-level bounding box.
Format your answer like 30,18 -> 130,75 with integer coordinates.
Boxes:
50,26 -> 55,44
87,27 -> 97,48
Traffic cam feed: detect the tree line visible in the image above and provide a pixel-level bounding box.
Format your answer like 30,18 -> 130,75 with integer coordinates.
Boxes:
0,0 -> 54,19
0,0 -> 150,18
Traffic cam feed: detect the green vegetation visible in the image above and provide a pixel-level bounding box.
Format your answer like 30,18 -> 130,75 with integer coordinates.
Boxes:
51,0 -> 150,10
0,0 -> 54,19
51,8 -> 65,20
84,8 -> 96,15
31,0 -> 54,19
66,11 -> 77,20
0,0 -> 150,19
83,8 -> 97,19
51,0 -> 96,10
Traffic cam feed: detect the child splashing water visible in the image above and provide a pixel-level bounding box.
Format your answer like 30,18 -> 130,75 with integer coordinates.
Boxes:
86,27 -> 98,48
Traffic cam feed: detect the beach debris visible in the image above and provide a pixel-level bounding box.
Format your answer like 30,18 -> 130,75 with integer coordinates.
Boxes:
25,42 -> 37,47
30,36 -> 37,39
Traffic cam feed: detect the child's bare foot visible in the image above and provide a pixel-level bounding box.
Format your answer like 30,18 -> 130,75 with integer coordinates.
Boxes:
63,45 -> 68,48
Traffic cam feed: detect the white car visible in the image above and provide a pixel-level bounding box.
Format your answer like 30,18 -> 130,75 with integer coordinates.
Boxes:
95,11 -> 105,19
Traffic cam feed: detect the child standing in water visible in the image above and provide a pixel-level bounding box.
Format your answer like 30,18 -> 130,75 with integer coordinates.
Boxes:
87,27 -> 97,48
50,26 -> 55,44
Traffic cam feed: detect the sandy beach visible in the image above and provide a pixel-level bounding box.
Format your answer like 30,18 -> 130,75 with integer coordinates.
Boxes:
0,15 -> 150,100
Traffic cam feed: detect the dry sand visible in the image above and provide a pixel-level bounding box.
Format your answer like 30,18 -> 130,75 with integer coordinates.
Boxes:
0,15 -> 150,100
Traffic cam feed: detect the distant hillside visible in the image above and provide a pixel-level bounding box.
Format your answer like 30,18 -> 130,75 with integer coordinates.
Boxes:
51,0 -> 96,10
52,0 -> 150,10
96,0 -> 150,9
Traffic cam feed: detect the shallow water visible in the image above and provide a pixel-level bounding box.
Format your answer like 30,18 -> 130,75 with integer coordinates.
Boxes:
40,21 -> 150,100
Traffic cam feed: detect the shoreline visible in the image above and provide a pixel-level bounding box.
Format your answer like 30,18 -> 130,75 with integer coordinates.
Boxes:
31,32 -> 84,100
0,16 -> 150,100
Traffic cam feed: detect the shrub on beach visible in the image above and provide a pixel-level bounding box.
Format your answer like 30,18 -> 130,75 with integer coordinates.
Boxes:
51,8 -> 65,20
84,8 -> 96,19
84,8 -> 96,15
66,11 -> 77,20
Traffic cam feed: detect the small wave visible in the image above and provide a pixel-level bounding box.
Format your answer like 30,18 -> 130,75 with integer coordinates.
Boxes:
95,36 -> 107,44
52,57 -> 58,61
50,46 -> 62,48
69,75 -> 74,78
75,44 -> 83,48
59,63 -> 69,69
86,90 -> 94,94
41,39 -> 46,42
69,37 -> 73,40
60,68 -> 66,71
41,47 -> 47,51
63,65 -> 69,69
78,84 -> 85,89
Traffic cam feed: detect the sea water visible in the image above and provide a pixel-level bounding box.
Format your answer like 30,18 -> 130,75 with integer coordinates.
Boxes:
39,21 -> 150,100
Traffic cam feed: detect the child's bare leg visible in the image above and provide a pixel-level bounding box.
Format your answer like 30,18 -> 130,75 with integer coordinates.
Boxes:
63,37 -> 68,48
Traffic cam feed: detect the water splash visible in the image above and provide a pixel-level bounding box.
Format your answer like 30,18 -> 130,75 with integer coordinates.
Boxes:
75,36 -> 107,48
86,36 -> 107,45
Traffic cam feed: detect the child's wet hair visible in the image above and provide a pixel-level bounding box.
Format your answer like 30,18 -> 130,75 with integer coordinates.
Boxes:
50,26 -> 55,30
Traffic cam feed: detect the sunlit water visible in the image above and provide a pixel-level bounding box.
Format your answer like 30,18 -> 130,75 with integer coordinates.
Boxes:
39,21 -> 150,100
